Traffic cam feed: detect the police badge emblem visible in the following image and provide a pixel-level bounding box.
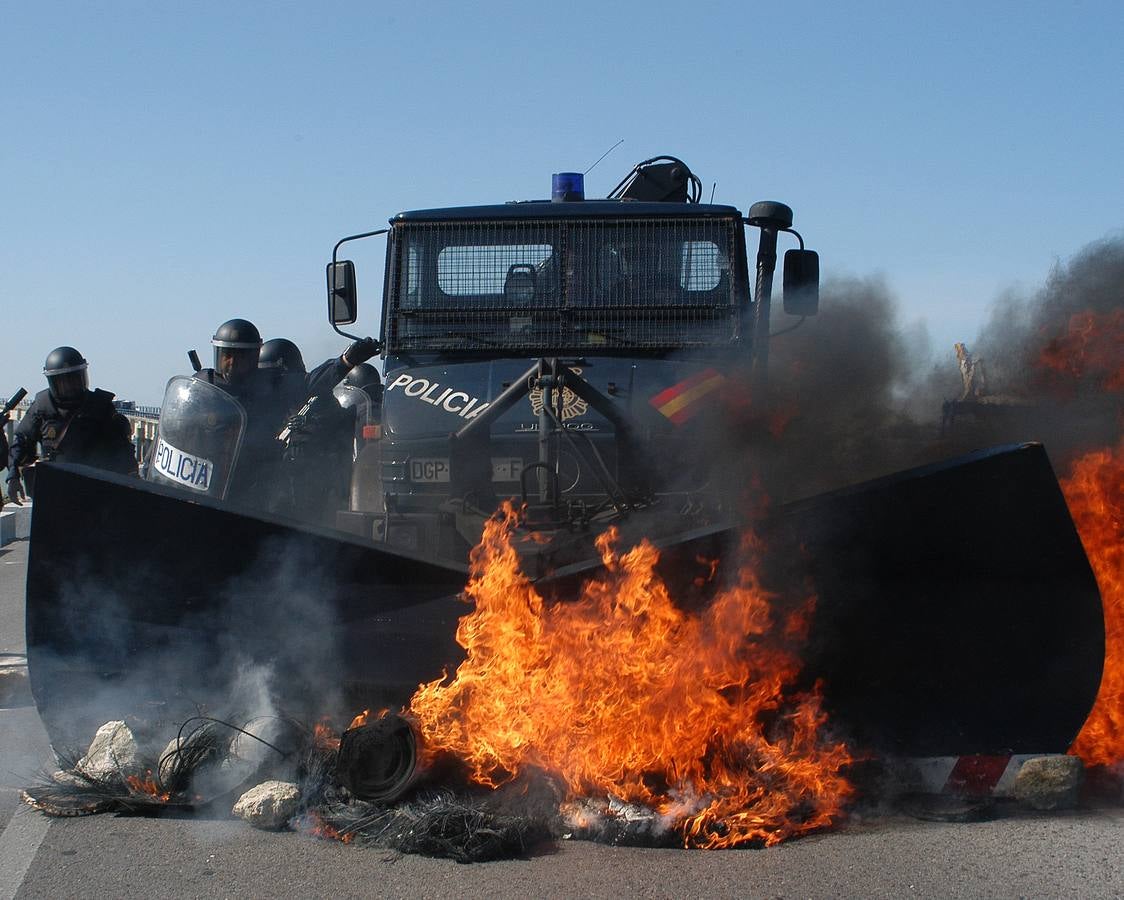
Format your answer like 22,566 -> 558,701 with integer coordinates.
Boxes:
528,368 -> 589,421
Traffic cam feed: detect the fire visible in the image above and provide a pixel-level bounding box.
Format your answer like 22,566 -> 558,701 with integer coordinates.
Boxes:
313,717 -> 340,751
347,708 -> 390,731
1065,439 -> 1124,767
299,810 -> 354,844
1038,309 -> 1124,394
1031,304 -> 1124,766
126,771 -> 171,802
409,502 -> 852,848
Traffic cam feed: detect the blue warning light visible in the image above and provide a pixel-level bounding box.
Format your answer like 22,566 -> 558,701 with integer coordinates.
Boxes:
552,172 -> 585,202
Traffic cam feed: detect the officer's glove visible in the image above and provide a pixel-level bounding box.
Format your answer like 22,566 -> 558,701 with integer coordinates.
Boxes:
343,337 -> 379,367
6,473 -> 25,506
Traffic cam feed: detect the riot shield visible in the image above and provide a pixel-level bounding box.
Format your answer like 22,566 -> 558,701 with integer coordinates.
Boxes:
334,383 -> 375,461
333,383 -> 373,423
147,376 -> 246,500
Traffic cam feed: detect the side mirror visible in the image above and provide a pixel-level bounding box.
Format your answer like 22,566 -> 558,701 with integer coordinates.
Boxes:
327,260 -> 358,326
782,249 -> 819,316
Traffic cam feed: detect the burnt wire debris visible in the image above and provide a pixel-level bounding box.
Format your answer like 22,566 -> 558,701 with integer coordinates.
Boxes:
21,712 -> 558,862
20,707 -> 848,859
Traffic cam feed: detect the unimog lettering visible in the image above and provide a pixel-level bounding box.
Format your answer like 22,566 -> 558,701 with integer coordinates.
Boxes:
386,374 -> 491,419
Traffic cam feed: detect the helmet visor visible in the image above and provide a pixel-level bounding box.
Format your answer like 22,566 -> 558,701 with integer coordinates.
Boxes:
215,347 -> 258,385
48,370 -> 89,405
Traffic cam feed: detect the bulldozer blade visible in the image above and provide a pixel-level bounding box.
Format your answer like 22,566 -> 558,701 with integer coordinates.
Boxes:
543,443 -> 1103,757
782,442 -> 1103,757
26,463 -> 469,751
27,442 -> 1103,761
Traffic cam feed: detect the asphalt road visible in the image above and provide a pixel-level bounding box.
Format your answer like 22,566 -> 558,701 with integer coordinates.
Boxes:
2,538 -> 1123,899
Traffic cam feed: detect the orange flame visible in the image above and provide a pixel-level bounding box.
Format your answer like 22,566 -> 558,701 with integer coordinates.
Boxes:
1065,439 -> 1124,767
409,502 -> 852,848
313,717 -> 340,751
126,771 -> 171,802
300,810 -> 354,844
1038,309 -> 1124,393
347,707 -> 391,731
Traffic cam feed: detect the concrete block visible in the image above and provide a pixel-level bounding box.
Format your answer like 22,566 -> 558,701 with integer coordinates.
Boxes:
0,662 -> 32,708
0,502 -> 31,545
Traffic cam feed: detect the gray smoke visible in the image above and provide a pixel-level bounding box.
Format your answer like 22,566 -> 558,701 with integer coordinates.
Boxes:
31,532 -> 349,761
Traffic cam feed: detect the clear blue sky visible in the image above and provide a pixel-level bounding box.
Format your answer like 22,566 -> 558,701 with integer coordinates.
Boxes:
3,1 -> 1121,405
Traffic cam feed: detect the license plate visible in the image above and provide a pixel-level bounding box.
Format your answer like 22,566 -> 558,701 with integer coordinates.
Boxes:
409,458 -> 450,483
491,457 -> 524,482
408,457 -> 524,483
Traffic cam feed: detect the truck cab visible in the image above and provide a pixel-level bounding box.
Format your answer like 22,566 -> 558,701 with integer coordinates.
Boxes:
331,181 -> 817,569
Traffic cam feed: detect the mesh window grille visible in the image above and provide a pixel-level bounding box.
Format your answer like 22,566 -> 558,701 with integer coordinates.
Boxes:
387,216 -> 744,351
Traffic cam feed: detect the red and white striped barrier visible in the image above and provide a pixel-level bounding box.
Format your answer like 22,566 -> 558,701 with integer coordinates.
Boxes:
892,754 -> 1058,797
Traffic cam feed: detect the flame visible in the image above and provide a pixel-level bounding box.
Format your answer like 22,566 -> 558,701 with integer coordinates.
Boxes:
1065,439 -> 1124,767
1032,305 -> 1124,766
298,810 -> 354,844
347,708 -> 390,731
1038,309 -> 1124,394
409,502 -> 852,848
313,717 -> 340,751
126,771 -> 171,802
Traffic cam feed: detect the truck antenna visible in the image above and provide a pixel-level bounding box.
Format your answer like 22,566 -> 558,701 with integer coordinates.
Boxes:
710,182 -> 717,203
585,139 -> 624,176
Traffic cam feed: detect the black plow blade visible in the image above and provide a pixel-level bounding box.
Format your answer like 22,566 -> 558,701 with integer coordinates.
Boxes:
26,463 -> 468,751
26,442 -> 1103,761
540,443 -> 1103,757
773,442 -> 1104,756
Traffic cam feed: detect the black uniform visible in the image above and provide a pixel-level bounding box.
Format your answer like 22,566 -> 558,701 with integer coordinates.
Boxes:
192,356 -> 350,512
269,357 -> 353,414
191,366 -> 287,509
8,389 -> 138,491
184,320 -> 377,514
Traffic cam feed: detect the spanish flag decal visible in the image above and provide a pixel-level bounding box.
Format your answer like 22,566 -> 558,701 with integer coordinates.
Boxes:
649,368 -> 726,424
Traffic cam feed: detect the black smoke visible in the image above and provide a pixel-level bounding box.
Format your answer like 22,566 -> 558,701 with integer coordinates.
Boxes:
732,236 -> 1124,505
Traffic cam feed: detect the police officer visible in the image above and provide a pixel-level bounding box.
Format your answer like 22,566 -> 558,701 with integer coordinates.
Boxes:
258,337 -> 312,419
0,407 -> 10,511
258,337 -> 306,376
195,318 -> 265,396
6,347 -> 138,501
256,333 -> 380,411
260,339 -> 378,521
190,320 -> 284,507
193,320 -> 377,510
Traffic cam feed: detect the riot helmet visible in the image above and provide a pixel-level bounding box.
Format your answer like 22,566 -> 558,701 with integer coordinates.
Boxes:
342,363 -> 381,392
43,346 -> 89,408
259,338 -> 306,375
211,318 -> 262,386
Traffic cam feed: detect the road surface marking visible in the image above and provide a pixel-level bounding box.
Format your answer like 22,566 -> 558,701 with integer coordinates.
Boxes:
0,806 -> 50,900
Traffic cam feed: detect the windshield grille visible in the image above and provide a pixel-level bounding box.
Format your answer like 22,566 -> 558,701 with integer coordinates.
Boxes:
386,217 -> 744,351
